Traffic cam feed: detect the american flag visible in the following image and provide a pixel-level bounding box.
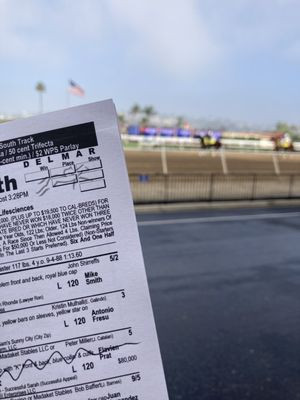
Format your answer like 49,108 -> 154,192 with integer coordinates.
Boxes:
68,80 -> 85,96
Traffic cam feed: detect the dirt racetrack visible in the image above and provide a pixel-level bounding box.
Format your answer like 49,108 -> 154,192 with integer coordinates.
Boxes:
125,149 -> 300,175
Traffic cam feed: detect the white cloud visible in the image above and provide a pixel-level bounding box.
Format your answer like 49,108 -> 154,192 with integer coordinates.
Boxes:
1,0 -> 300,77
56,0 -> 103,40
285,41 -> 300,61
0,0 -> 104,66
108,0 -> 221,78
0,0 -> 37,60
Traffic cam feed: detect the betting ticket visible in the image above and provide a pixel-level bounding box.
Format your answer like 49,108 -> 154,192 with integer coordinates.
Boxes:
0,100 -> 169,400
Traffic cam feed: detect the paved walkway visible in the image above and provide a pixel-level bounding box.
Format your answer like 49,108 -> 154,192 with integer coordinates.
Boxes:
138,208 -> 300,399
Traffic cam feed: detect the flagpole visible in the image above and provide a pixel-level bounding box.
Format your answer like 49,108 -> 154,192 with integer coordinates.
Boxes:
66,87 -> 70,108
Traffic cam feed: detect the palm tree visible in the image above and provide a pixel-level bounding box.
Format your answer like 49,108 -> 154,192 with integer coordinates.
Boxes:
118,113 -> 127,132
140,116 -> 149,126
176,116 -> 184,128
118,113 -> 126,125
143,105 -> 156,118
35,82 -> 46,114
130,103 -> 141,115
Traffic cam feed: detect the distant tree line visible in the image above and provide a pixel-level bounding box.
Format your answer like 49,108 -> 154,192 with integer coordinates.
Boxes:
118,103 -> 186,129
120,106 -> 300,135
130,103 -> 156,125
276,122 -> 300,139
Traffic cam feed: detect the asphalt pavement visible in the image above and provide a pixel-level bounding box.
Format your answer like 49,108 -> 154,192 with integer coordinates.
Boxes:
137,207 -> 300,400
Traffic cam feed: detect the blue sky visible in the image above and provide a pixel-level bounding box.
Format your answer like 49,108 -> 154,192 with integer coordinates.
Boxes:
1,0 -> 300,126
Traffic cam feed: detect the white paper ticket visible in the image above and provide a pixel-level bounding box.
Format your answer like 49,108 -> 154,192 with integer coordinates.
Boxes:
0,100 -> 169,400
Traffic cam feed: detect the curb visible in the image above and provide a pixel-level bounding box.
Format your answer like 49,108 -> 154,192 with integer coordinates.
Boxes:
135,199 -> 300,213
